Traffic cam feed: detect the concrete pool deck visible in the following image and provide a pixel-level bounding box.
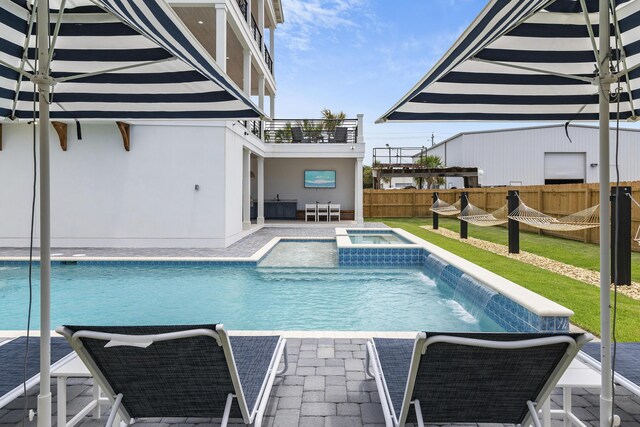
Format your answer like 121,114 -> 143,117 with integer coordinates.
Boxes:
1,224 -> 640,425
0,223 -> 388,260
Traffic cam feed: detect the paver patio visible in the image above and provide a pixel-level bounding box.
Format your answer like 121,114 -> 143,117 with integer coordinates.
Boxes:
1,337 -> 640,427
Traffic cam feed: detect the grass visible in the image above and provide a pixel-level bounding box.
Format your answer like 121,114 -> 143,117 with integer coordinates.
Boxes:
432,217 -> 640,283
376,218 -> 640,341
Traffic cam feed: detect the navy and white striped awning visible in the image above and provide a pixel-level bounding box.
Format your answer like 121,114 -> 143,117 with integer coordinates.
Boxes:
1,0 -> 262,120
377,0 -> 640,122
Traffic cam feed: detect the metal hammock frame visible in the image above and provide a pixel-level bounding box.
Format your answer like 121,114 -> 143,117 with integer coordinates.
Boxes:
507,195 -> 600,232
457,200 -> 509,227
628,193 -> 640,245
430,197 -> 462,216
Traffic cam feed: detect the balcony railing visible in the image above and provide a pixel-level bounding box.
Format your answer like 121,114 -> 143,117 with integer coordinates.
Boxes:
264,44 -> 273,74
238,120 -> 262,138
251,14 -> 263,49
236,0 -> 247,20
263,119 -> 358,144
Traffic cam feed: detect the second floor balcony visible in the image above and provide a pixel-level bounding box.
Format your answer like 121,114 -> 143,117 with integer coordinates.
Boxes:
263,119 -> 359,144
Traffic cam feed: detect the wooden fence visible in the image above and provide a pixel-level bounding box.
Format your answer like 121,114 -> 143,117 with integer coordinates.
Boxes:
364,182 -> 640,250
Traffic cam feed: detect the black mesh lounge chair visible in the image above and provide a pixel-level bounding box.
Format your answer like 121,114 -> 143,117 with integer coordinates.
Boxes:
291,126 -> 304,143
365,332 -> 592,427
56,324 -> 288,427
330,126 -> 348,144
0,337 -> 74,409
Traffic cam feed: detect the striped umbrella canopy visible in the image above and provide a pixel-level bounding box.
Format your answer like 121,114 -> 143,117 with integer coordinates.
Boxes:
1,0 -> 262,120
377,0 -> 638,123
378,2 -> 637,427
1,1 -> 261,425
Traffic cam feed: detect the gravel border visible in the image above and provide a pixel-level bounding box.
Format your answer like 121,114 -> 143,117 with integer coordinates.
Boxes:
422,225 -> 640,301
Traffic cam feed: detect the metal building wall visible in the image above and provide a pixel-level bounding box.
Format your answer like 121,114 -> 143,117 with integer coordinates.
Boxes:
427,125 -> 640,187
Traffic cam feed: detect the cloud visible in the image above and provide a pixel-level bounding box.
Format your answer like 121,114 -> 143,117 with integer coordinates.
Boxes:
278,0 -> 373,51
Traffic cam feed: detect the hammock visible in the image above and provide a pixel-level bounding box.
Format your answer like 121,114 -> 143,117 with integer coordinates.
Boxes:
508,197 -> 600,232
628,193 -> 640,245
430,197 -> 462,216
458,203 -> 508,227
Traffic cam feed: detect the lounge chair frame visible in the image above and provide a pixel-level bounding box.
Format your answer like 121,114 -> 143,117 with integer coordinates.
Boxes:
365,333 -> 591,427
57,325 -> 288,427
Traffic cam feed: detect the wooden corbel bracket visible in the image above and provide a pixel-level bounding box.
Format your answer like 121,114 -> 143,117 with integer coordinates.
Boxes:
51,121 -> 68,151
116,121 -> 131,151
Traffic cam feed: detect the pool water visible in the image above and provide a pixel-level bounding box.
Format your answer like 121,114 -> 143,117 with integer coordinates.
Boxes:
259,241 -> 337,267
348,234 -> 410,244
0,263 -> 504,332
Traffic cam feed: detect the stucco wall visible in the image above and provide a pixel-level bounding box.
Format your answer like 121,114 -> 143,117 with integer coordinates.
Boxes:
264,158 -> 356,210
0,122 -> 229,248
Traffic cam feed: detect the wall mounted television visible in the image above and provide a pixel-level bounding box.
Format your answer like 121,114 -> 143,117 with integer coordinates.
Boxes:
304,170 -> 336,188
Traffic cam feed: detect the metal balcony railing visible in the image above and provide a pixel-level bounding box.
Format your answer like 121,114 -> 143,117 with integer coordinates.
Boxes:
264,44 -> 273,74
263,119 -> 358,144
238,120 -> 262,138
236,0 -> 247,20
251,14 -> 263,48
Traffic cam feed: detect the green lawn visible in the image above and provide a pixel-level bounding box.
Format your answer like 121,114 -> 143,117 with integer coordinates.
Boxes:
377,218 -> 640,341
428,217 -> 640,283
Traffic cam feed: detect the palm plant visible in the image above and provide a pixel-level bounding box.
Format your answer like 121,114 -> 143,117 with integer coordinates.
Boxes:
321,108 -> 346,132
273,121 -> 293,143
414,155 -> 445,189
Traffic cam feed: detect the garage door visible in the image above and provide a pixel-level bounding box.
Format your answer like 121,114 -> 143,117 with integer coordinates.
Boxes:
544,152 -> 586,184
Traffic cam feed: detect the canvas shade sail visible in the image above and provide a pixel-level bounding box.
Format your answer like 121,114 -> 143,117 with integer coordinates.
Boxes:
377,0 -> 640,123
1,0 -> 262,120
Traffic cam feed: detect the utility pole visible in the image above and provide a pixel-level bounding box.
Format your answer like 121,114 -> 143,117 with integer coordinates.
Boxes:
431,132 -> 435,146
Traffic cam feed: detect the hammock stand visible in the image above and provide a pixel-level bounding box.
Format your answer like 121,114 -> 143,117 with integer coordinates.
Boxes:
507,195 -> 600,232
628,193 -> 640,245
457,202 -> 509,227
430,196 -> 461,216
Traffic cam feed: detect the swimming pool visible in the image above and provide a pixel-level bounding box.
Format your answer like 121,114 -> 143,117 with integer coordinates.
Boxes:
0,233 -> 573,333
0,262 -> 503,331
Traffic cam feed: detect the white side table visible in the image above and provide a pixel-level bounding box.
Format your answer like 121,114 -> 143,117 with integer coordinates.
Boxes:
51,355 -> 110,427
542,359 -> 601,427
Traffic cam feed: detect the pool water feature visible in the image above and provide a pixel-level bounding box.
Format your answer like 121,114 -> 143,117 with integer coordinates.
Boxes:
0,261 -> 504,332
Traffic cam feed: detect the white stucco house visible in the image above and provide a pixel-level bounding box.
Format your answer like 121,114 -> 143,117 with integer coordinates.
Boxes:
0,0 -> 365,249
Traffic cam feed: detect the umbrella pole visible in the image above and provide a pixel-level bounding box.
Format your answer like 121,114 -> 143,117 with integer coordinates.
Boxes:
598,0 -> 614,426
35,0 -> 52,425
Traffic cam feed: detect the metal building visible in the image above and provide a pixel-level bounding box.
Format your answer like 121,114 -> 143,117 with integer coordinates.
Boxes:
425,124 -> 640,188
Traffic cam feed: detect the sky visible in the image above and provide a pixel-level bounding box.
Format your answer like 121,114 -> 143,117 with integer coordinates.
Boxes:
272,0 -> 638,165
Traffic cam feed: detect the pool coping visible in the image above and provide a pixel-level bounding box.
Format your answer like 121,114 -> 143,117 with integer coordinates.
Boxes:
0,330 -> 417,339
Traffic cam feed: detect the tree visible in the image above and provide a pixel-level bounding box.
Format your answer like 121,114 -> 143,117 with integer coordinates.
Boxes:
414,155 -> 445,189
363,165 -> 373,188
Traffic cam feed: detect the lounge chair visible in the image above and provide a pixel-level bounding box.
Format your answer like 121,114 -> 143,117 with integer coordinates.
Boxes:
56,324 -> 288,427
365,332 -> 592,427
0,336 -> 75,409
291,127 -> 304,143
330,126 -> 348,144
